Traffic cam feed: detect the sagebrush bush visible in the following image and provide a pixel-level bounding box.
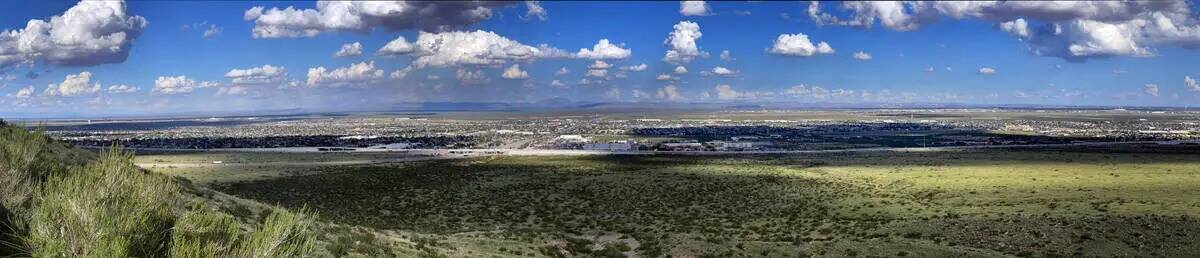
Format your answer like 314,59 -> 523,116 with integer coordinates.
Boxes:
25,147 -> 179,257
237,207 -> 318,257
1,124 -> 320,257
170,209 -> 242,257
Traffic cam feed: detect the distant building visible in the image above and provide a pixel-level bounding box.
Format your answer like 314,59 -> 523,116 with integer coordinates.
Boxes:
555,135 -> 589,143
583,142 -> 634,151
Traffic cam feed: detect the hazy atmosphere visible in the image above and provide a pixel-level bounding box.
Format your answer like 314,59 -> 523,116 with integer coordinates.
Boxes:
4,1 -> 1200,118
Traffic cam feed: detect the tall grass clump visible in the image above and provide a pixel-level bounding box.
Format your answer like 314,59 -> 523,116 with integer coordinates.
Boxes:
169,209 -> 242,257
1,123 -> 321,257
1,124 -> 48,210
236,207 -> 318,257
25,147 -> 179,257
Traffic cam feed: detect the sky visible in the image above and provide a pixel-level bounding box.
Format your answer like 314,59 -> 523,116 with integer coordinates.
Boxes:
2,1 -> 1200,118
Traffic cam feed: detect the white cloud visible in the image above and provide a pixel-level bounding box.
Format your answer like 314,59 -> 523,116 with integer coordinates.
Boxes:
663,21 -> 705,64
522,1 -> 548,21
588,60 -> 613,69
390,67 -> 411,80
106,84 -> 138,94
632,89 -> 650,99
0,0 -> 147,67
15,86 -> 34,98
153,75 -> 218,95
998,18 -> 1030,38
335,42 -> 363,57
225,64 -> 286,84
243,2 -> 510,38
575,39 -> 631,59
719,50 -> 734,61
377,36 -> 415,56
674,66 -> 688,74
586,69 -> 608,78
656,74 -> 674,81
604,87 -> 621,99
852,51 -> 872,60
1187,76 -> 1200,93
410,30 -> 568,68
715,84 -> 738,100
1143,84 -> 1159,96
978,67 -> 997,75
550,80 -> 566,88
202,24 -> 223,38
455,69 -> 488,85
306,61 -> 384,87
623,63 -> 648,72
807,1 -> 1200,62
555,67 -> 570,76
711,66 -> 737,76
43,72 -> 100,97
656,85 -> 682,100
769,33 -> 835,57
215,86 -> 248,96
680,1 -> 710,16
502,64 -> 530,79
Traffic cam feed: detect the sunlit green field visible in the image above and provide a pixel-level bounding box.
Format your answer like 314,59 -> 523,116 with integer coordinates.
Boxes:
142,145 -> 1200,257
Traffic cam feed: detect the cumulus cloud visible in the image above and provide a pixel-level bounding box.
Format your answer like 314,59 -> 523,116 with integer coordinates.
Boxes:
998,18 -> 1030,38
852,51 -> 872,60
153,75 -> 219,95
978,67 -> 997,75
376,36 -> 414,56
623,63 -> 647,72
226,64 -> 287,84
215,86 -> 248,96
455,69 -> 487,85
243,1 -> 511,38
656,85 -> 682,100
522,1 -> 549,21
106,84 -> 138,93
769,33 -> 835,57
604,87 -> 621,99
43,71 -> 100,97
1187,76 -> 1200,93
711,66 -> 737,77
715,84 -> 739,100
501,64 -> 530,79
306,61 -> 384,87
586,69 -> 608,78
15,86 -> 34,98
807,0 -> 1200,62
588,60 -> 613,70
409,30 -> 568,68
390,67 -> 411,80
550,79 -> 566,88
0,0 -> 147,67
1143,84 -> 1159,96
719,50 -> 734,61
202,24 -> 223,38
663,21 -> 705,64
554,67 -> 570,76
575,39 -> 632,59
673,66 -> 688,74
656,74 -> 674,81
680,1 -> 710,16
334,42 -> 363,57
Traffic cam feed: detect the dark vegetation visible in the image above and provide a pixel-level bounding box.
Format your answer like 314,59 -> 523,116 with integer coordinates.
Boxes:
0,121 -> 317,257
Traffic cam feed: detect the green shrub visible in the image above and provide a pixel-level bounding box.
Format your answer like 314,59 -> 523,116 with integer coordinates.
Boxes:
1,125 -> 47,210
236,208 -> 317,257
170,209 -> 241,257
25,147 -> 178,257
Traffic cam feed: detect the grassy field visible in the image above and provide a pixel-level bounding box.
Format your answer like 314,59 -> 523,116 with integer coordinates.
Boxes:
184,145 -> 1200,257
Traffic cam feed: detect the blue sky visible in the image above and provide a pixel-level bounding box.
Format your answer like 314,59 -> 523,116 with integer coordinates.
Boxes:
3,1 -> 1200,117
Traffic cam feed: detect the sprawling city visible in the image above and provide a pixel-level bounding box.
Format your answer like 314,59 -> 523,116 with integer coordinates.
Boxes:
5,1 -> 1200,257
